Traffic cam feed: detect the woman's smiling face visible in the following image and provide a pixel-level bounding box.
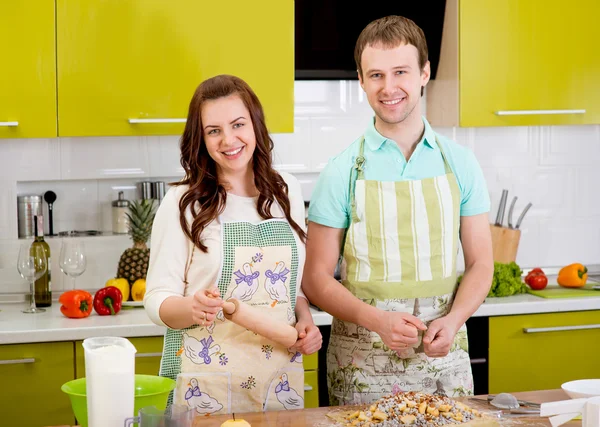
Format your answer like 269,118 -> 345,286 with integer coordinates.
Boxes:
201,94 -> 256,176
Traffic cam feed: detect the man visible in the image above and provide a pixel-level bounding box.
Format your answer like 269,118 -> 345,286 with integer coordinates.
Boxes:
303,15 -> 493,405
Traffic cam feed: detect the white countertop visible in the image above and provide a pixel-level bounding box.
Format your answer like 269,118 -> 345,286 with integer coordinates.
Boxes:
1,292 -> 600,345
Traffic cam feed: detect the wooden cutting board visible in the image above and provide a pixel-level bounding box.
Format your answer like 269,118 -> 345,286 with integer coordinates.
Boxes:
194,389 -> 576,426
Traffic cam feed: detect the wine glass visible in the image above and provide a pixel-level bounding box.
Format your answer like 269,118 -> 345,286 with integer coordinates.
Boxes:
59,240 -> 87,291
17,241 -> 48,314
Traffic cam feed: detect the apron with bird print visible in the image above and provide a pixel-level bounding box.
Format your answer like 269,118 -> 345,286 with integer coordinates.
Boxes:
159,218 -> 305,415
326,136 -> 473,406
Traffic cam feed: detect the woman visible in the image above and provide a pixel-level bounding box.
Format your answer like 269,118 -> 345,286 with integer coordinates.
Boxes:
144,74 -> 322,415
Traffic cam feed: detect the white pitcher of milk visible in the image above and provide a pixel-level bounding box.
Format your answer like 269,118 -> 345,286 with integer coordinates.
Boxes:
83,337 -> 137,427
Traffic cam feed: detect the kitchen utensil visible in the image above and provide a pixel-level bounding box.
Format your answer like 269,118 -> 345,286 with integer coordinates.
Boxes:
470,393 -> 540,414
562,379 -> 600,399
82,337 -> 137,427
222,298 -> 298,348
507,196 -> 518,229
494,189 -> 509,226
486,394 -> 541,408
17,194 -> 42,238
61,374 -> 176,427
59,239 -> 87,291
124,404 -> 195,427
17,240 -> 48,314
527,285 -> 600,299
43,190 -> 57,236
515,202 -> 532,229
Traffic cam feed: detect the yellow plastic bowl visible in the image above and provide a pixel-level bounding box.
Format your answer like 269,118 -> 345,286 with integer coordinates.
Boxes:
61,374 -> 176,427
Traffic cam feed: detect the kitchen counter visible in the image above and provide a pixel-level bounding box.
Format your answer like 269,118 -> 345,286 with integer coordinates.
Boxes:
2,290 -> 600,345
0,304 -> 333,345
195,389 -> 576,426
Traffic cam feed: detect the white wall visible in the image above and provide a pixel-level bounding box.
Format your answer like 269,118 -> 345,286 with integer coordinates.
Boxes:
1,80 -> 599,296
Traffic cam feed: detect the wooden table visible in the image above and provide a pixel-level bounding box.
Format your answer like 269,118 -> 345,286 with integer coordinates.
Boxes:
195,390 -> 578,426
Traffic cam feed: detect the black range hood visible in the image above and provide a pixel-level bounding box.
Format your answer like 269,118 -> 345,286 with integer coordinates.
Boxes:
295,0 -> 447,80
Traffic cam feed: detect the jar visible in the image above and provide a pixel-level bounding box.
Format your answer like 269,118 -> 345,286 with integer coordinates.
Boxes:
111,191 -> 130,234
17,194 -> 42,238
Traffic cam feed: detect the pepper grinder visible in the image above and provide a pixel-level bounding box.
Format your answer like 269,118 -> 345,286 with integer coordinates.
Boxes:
111,191 -> 130,234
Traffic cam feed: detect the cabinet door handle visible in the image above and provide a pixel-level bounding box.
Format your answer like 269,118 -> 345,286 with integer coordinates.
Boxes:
304,384 -> 313,391
523,324 -> 600,334
128,118 -> 186,124
495,109 -> 586,116
135,352 -> 162,358
0,358 -> 35,365
0,121 -> 19,127
470,358 -> 487,365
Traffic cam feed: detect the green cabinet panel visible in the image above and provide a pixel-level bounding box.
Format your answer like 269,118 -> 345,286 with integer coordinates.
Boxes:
0,0 -> 57,138
57,0 -> 293,136
489,311 -> 600,393
0,342 -> 75,426
304,370 -> 319,409
460,0 -> 600,127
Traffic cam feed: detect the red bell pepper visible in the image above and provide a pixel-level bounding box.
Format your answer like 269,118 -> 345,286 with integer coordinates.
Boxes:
59,290 -> 93,318
93,286 -> 123,315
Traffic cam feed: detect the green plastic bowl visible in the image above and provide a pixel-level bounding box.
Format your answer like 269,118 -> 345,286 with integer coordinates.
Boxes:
61,374 -> 176,427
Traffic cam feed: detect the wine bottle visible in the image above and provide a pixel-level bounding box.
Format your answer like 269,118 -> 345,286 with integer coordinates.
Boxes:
32,215 -> 52,307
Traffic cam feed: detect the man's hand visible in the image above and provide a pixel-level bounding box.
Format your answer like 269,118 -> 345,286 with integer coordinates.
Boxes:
290,319 -> 323,355
375,311 -> 427,352
422,315 -> 461,358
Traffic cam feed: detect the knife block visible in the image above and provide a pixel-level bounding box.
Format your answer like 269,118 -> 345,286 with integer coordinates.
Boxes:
490,224 -> 521,263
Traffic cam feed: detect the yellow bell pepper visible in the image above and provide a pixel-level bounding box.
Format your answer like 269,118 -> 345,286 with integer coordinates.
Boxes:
557,263 -> 588,288
105,277 -> 130,301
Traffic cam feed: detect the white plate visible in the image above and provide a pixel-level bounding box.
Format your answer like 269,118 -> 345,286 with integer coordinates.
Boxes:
561,379 -> 600,399
122,301 -> 144,307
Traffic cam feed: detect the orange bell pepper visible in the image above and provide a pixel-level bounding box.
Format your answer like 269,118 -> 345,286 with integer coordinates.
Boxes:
557,263 -> 588,288
59,290 -> 93,318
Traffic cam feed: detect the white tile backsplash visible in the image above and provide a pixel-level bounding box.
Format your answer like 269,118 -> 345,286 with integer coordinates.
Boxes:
1,80 -> 599,295
60,136 -> 150,179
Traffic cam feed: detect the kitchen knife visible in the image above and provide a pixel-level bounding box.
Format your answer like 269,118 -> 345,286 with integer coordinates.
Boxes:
515,202 -> 532,229
507,196 -> 518,229
495,189 -> 508,226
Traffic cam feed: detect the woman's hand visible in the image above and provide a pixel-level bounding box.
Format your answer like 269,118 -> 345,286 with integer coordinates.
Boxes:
290,319 -> 322,355
191,287 -> 223,326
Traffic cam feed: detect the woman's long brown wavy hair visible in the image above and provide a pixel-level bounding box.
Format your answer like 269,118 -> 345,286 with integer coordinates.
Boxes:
173,74 -> 306,252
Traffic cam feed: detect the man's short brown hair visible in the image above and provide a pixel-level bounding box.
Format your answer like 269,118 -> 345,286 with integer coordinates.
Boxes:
354,15 -> 429,79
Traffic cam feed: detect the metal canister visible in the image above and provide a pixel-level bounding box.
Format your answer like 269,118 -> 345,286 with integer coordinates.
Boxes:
138,181 -> 153,200
152,181 -> 166,204
17,194 -> 42,238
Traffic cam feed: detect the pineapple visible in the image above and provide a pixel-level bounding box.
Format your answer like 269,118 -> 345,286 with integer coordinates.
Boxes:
117,199 -> 156,285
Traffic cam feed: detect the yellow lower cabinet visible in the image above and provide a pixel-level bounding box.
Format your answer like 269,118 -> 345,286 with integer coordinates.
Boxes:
489,311 -> 600,393
0,342 -> 75,426
303,352 -> 320,408
75,336 -> 164,378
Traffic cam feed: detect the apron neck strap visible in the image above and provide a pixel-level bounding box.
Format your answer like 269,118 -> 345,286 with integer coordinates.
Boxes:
434,136 -> 453,175
348,136 -> 366,221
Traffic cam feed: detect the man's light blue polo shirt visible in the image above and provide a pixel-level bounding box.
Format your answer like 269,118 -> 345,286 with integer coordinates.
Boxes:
308,116 -> 491,229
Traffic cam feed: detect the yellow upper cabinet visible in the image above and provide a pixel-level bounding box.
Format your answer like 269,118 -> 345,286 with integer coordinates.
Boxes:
0,1 -> 57,139
427,0 -> 600,127
57,1 -> 294,137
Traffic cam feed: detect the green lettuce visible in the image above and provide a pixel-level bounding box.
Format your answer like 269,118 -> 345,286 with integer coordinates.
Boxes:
457,261 -> 527,297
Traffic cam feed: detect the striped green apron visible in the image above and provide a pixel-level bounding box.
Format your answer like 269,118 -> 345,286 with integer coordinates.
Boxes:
326,136 -> 473,406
